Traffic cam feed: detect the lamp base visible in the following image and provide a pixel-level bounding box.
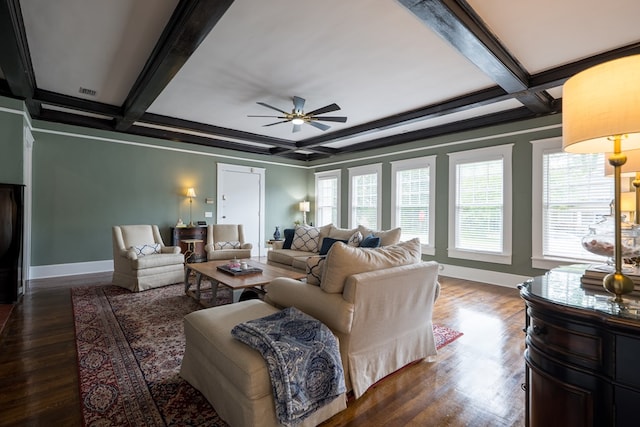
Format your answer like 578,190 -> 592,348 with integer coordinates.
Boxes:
603,272 -> 635,305
188,221 -> 195,228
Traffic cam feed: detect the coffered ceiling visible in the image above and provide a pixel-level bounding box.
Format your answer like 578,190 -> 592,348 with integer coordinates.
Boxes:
2,0 -> 640,161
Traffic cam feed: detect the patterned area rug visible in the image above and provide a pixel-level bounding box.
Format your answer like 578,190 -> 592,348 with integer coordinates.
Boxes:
71,283 -> 461,426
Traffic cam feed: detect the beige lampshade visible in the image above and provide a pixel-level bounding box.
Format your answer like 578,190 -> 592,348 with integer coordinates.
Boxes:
563,55 -> 640,154
299,201 -> 310,212
186,188 -> 197,198
621,191 -> 636,213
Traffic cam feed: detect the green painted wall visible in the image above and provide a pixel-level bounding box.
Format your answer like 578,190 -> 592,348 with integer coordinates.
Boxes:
0,97 -> 26,184
26,117 -> 308,265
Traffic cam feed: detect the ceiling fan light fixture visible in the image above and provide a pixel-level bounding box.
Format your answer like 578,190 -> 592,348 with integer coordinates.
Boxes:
291,117 -> 305,125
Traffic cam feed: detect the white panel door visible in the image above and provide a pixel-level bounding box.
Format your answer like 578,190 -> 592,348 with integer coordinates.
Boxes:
217,163 -> 265,257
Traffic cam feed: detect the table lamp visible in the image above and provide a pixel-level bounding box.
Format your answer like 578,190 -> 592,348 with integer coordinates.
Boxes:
186,188 -> 197,227
299,201 -> 310,225
563,54 -> 640,304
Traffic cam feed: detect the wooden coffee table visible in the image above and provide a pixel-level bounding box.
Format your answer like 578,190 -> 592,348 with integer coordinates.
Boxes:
184,259 -> 305,306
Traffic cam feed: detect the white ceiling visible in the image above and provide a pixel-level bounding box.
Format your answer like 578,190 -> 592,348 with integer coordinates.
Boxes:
4,0 -> 640,160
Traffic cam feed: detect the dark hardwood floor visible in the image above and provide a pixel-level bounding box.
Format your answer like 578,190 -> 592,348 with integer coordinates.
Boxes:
0,272 -> 526,426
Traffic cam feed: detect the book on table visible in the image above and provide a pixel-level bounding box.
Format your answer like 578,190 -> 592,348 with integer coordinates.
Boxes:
580,264 -> 640,294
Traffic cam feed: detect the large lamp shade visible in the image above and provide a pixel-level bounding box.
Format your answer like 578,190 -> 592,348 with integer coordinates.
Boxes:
563,55 -> 640,153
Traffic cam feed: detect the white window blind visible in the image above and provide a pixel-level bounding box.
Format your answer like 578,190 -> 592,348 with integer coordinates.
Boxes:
455,159 -> 504,252
396,167 -> 430,243
543,151 -> 612,261
316,175 -> 338,226
352,173 -> 378,229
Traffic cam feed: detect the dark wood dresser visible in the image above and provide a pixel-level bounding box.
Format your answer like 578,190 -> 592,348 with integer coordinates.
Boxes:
171,226 -> 207,263
520,267 -> 640,427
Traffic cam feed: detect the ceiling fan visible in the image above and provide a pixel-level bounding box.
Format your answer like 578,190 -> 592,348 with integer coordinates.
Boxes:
248,96 -> 347,132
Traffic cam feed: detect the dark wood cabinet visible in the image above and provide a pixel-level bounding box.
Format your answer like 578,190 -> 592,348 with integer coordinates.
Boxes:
520,268 -> 640,427
0,184 -> 25,303
171,226 -> 207,263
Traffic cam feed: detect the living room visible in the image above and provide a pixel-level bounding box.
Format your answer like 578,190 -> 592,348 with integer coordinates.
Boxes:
1,1 -> 640,426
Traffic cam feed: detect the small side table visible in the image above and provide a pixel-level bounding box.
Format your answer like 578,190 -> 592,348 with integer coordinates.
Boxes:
182,239 -> 204,263
266,239 -> 282,250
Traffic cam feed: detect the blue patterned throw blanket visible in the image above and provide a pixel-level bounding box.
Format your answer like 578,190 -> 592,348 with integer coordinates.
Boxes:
231,307 -> 345,425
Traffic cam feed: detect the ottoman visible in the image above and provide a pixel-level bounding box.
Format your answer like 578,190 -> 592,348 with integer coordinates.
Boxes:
180,300 -> 347,426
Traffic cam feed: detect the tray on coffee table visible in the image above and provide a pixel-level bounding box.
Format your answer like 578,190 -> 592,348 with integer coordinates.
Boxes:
216,264 -> 263,276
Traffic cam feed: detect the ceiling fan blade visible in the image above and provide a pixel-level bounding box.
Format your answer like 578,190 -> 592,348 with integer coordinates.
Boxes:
306,103 -> 341,116
263,120 -> 290,127
292,123 -> 302,133
312,116 -> 347,123
247,115 -> 285,118
256,102 -> 289,115
293,96 -> 305,114
307,121 -> 331,131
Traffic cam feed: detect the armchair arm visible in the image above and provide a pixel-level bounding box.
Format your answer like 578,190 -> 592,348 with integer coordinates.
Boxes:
123,248 -> 138,260
205,243 -> 214,254
241,243 -> 253,249
267,278 -> 354,334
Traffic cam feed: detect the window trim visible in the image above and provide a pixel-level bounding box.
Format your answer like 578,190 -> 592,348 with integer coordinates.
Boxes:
447,144 -> 513,264
314,169 -> 341,227
390,156 -> 436,255
348,163 -> 382,229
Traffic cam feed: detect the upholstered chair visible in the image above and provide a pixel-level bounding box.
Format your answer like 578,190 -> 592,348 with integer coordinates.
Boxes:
205,224 -> 253,260
112,225 -> 184,292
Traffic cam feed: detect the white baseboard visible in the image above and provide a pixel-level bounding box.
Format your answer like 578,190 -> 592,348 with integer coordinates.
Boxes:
30,260 -> 114,279
438,263 -> 531,289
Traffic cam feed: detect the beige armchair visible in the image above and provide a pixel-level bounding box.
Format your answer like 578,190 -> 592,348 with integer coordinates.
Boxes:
112,225 -> 184,292
265,239 -> 440,398
205,224 -> 253,260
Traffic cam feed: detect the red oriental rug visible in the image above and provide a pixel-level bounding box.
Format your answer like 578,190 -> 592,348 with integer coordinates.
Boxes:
71,283 -> 461,426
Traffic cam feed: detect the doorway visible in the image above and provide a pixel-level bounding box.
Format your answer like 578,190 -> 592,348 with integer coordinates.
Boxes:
216,163 -> 265,257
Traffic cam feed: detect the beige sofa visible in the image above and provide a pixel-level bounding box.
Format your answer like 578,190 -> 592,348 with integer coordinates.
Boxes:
267,224 -> 401,270
265,238 -> 440,398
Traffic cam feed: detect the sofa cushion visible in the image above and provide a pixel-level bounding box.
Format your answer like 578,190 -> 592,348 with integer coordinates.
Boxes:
347,231 -> 363,247
131,243 -> 161,257
268,249 -> 314,267
282,228 -> 295,249
357,226 -> 401,246
320,238 -> 421,294
291,225 -> 322,252
306,256 -> 326,286
327,226 -> 358,241
359,234 -> 381,248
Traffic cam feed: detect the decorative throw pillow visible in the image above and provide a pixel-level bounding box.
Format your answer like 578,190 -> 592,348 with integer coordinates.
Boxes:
282,228 -> 295,249
359,233 -> 381,248
319,237 -> 347,256
291,225 -> 321,252
321,238 -> 421,294
131,243 -> 161,257
305,256 -> 326,286
214,241 -> 241,250
356,226 -> 402,246
347,231 -> 363,247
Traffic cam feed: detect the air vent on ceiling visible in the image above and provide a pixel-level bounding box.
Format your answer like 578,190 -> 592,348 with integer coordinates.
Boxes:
78,87 -> 96,96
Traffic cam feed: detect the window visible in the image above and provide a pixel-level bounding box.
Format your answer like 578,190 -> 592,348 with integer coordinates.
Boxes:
348,164 -> 382,229
391,156 -> 436,255
531,137 -> 613,269
448,145 -> 513,264
314,169 -> 341,227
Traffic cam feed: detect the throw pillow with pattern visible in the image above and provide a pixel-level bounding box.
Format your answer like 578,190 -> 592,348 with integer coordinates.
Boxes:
347,231 -> 363,247
291,225 -> 321,252
215,241 -> 241,250
132,243 -> 161,257
305,256 -> 326,286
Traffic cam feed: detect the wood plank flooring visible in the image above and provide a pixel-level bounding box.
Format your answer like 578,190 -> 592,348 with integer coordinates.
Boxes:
0,273 -> 526,426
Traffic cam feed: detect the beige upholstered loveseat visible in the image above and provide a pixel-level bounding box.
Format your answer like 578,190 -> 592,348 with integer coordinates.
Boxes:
266,238 -> 440,398
267,224 -> 402,271
111,225 -> 184,292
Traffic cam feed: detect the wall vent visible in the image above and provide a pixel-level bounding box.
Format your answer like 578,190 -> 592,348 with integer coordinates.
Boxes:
78,87 -> 97,96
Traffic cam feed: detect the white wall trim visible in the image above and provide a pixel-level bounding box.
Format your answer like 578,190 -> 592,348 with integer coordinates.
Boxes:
30,260 -> 114,279
439,263 -> 531,289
